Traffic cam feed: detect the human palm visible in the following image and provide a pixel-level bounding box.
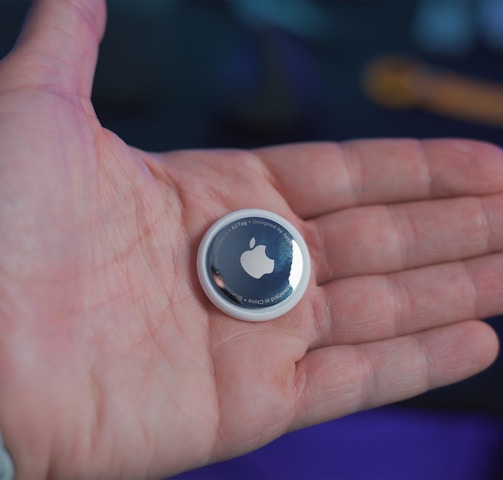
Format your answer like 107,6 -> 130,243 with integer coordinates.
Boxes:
0,2 -> 502,479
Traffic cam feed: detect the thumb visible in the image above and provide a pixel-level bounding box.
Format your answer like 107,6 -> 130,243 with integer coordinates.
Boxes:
11,0 -> 106,98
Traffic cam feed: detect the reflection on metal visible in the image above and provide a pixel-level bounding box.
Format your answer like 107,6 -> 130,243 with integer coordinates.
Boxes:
363,56 -> 503,128
289,240 -> 303,290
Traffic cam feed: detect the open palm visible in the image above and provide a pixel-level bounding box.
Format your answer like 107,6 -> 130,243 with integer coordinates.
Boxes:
0,1 -> 501,479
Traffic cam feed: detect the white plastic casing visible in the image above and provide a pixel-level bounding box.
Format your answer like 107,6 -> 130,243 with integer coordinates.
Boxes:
197,209 -> 311,322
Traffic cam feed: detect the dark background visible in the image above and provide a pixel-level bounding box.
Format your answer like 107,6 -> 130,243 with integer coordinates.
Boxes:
1,1 -> 503,478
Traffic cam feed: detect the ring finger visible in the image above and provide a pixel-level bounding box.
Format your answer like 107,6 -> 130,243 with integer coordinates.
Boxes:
312,252 -> 503,347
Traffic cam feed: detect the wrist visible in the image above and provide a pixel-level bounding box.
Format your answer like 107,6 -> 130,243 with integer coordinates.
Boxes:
0,415 -> 52,480
0,434 -> 14,480
0,351 -> 51,480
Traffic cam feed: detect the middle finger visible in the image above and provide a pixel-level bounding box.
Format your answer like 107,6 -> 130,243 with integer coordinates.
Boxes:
310,194 -> 503,285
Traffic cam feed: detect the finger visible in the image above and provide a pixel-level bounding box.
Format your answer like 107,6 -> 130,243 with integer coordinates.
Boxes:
9,0 -> 106,97
311,194 -> 503,284
255,139 -> 503,219
315,253 -> 503,346
292,321 -> 498,430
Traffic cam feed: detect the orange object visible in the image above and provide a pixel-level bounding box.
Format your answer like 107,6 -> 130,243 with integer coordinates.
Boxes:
363,56 -> 503,128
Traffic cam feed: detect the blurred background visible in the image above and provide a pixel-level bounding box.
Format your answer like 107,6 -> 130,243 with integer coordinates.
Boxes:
1,0 -> 503,478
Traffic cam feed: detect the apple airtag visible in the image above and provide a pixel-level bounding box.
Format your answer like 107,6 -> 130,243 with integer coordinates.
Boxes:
197,209 -> 311,322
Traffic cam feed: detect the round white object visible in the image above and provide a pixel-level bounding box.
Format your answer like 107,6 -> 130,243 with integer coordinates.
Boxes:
197,209 -> 311,322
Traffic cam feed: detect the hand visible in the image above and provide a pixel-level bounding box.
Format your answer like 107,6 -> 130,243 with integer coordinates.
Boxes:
0,1 -> 501,479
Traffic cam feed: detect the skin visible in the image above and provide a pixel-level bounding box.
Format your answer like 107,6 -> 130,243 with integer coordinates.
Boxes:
0,0 -> 501,478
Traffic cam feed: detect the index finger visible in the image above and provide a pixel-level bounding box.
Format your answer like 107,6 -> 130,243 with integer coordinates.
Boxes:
255,139 -> 503,219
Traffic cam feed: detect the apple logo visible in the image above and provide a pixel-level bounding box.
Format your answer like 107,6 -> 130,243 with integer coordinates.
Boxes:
240,237 -> 275,279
